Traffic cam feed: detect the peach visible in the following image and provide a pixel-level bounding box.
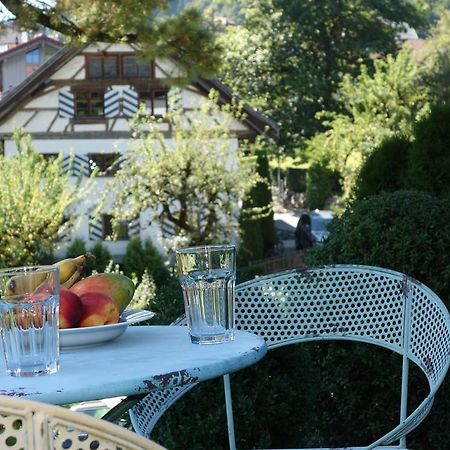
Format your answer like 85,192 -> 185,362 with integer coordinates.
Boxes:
78,291 -> 120,327
59,288 -> 83,329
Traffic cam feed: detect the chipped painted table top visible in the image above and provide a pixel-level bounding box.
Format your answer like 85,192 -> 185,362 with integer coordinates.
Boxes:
0,326 -> 267,405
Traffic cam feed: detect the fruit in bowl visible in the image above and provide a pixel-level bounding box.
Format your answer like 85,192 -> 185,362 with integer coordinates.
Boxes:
70,273 -> 136,314
59,289 -> 83,329
78,291 -> 120,327
52,254 -> 136,329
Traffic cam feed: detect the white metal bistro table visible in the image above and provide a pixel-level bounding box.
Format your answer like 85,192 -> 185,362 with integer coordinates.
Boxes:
0,326 -> 267,406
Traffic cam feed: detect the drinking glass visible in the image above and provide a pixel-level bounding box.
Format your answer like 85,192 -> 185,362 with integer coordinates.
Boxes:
176,245 -> 236,344
0,265 -> 60,377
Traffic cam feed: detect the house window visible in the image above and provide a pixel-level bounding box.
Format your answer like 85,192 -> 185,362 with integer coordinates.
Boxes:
88,55 -> 118,78
42,153 -> 59,162
26,48 -> 41,75
26,48 -> 40,65
102,214 -> 129,240
139,90 -> 168,116
75,91 -> 104,117
86,54 -> 152,79
88,153 -> 120,176
122,56 -> 151,77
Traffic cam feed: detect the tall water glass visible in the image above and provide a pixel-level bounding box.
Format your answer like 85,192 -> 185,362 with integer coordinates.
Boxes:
176,245 -> 236,344
0,266 -> 60,377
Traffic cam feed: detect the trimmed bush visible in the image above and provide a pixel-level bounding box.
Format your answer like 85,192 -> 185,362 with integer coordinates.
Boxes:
305,190 -> 450,450
353,135 -> 411,199
123,238 -> 167,286
306,190 -> 450,301
306,162 -> 340,209
88,241 -> 112,274
407,103 -> 450,197
65,237 -> 87,258
287,167 -> 307,193
239,147 -> 276,264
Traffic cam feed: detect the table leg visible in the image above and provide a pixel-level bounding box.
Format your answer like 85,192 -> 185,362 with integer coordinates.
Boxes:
101,394 -> 147,422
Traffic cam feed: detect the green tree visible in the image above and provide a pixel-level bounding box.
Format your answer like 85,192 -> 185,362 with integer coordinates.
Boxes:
305,49 -> 429,197
106,93 -> 260,247
0,0 -> 221,80
420,10 -> 450,103
219,0 -> 426,149
0,130 -> 91,267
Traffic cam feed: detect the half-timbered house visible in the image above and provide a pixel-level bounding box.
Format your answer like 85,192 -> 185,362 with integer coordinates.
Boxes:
0,42 -> 277,259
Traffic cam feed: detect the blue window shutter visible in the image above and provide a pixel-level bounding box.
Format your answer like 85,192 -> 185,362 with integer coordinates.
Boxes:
58,90 -> 75,118
104,89 -> 120,118
128,217 -> 140,239
168,87 -> 182,112
89,216 -> 103,240
122,88 -> 139,117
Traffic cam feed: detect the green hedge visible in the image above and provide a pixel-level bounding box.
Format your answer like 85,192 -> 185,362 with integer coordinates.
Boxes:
354,103 -> 450,201
353,134 -> 411,199
305,190 -> 450,450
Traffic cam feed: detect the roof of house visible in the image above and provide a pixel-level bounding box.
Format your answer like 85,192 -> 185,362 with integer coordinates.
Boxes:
0,35 -> 63,60
0,44 -> 279,136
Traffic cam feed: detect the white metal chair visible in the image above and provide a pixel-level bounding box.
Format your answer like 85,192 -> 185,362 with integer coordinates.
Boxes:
0,394 -> 166,450
129,265 -> 450,450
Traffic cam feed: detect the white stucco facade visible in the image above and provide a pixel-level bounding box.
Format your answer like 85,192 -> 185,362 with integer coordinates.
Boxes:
0,42 -> 269,260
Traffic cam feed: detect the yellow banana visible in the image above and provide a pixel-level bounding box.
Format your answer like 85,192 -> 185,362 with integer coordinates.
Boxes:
4,271 -> 47,296
61,265 -> 86,289
55,253 -> 92,288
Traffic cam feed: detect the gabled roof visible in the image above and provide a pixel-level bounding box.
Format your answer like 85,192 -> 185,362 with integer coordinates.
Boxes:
0,44 -> 278,137
0,35 -> 63,61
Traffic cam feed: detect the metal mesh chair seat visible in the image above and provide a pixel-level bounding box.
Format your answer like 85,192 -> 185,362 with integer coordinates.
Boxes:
0,394 -> 166,450
129,265 -> 450,450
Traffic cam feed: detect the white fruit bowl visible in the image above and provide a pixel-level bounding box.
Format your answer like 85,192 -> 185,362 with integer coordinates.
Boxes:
59,309 -> 155,349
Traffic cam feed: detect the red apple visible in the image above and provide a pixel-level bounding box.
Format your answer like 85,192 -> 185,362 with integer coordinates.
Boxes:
78,291 -> 120,327
59,288 -> 83,329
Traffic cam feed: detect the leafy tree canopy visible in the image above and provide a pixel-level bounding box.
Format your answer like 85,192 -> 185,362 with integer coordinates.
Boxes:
0,0 -> 222,80
0,130 -> 92,267
419,9 -> 450,103
104,91 -> 262,248
219,0 -> 426,151
305,48 -> 429,197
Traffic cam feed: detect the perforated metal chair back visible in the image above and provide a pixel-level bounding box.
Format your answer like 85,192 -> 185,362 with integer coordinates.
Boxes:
130,265 -> 450,450
0,394 -> 166,450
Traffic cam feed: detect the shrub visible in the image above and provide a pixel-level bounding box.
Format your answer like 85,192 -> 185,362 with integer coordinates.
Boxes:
306,162 -> 340,209
306,190 -> 450,302
305,190 -> 450,450
65,237 -> 87,259
239,147 -> 276,263
147,276 -> 184,326
353,135 -> 411,199
88,241 -> 112,274
407,103 -> 450,197
123,238 -> 167,286
287,167 -> 307,193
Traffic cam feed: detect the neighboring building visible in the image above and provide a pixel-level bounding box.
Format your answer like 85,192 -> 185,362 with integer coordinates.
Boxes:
0,20 -> 27,52
0,35 -> 63,97
0,42 -> 277,260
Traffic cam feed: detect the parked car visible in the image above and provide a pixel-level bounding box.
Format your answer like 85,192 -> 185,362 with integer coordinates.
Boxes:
310,210 -> 334,243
